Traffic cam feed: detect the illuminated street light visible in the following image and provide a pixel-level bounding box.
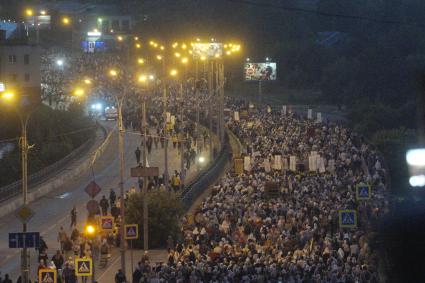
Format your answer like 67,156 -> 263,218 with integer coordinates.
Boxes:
73,88 -> 85,97
214,53 -> 220,59
109,69 -> 118,77
56,59 -> 64,66
117,36 -> 124,42
62,17 -> 70,25
200,56 -> 206,61
181,57 -> 188,64
246,58 -> 250,62
84,79 -> 92,85
98,18 -> 102,23
1,91 -> 15,101
170,69 -> 178,77
85,224 -> 96,235
198,156 -> 206,163
138,58 -> 145,64
175,52 -> 181,58
25,9 -> 33,16
40,10 -> 46,15
156,55 -> 163,61
266,57 -> 270,62
149,75 -> 155,80
135,43 -> 141,49
139,75 -> 147,83
160,45 -> 165,50
134,36 -> 139,41
181,43 -> 187,50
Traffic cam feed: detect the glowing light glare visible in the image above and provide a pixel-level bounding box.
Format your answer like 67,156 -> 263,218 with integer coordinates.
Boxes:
117,36 -> 123,42
172,42 -> 178,48
406,149 -> 425,166
149,75 -> 155,80
149,41 -> 154,46
409,175 -> 425,187
26,9 -> 33,16
85,225 -> 95,234
40,10 -> 46,15
1,92 -> 14,100
74,88 -> 84,97
84,79 -> 92,85
181,57 -> 188,64
97,18 -> 102,23
160,45 -> 165,50
135,43 -> 141,49
137,58 -> 145,64
196,38 -> 201,42
56,59 -> 64,66
109,69 -> 118,77
62,17 -> 70,25
200,56 -> 206,61
138,75 -> 147,82
266,57 -> 270,61
134,36 -> 139,41
198,156 -> 206,163
226,51 -> 232,56
170,69 -> 178,77
175,52 -> 181,58
214,53 -> 220,59
246,58 -> 250,62
181,43 -> 187,50
156,55 -> 163,60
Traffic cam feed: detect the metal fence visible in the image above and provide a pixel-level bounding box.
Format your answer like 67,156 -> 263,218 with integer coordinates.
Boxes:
0,126 -> 102,202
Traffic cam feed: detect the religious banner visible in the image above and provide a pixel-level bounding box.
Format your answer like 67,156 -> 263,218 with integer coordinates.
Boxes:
289,156 -> 297,171
234,111 -> 240,121
244,156 -> 251,171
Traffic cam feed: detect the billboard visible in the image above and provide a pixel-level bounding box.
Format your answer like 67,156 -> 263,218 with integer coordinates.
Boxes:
244,62 -> 277,81
192,43 -> 223,59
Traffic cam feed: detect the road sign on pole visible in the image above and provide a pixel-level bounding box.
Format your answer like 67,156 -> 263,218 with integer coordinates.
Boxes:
100,216 -> 114,231
356,184 -> 371,200
84,181 -> 102,198
75,258 -> 93,276
9,232 -> 40,248
339,210 -> 357,228
15,205 -> 35,224
39,269 -> 57,283
124,224 -> 139,240
131,166 -> 159,177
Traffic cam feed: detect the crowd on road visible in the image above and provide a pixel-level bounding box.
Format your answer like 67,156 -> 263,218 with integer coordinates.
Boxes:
35,47 -> 389,282
127,100 -> 388,282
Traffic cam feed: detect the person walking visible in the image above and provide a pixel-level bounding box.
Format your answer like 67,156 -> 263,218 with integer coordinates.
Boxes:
135,147 -> 141,165
70,206 -> 77,228
99,195 -> 109,216
52,250 -> 64,270
109,189 -> 116,207
115,269 -> 126,283
3,274 -> 12,283
57,226 -> 67,252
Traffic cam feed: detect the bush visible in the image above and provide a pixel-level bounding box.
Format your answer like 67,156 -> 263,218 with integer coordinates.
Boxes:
125,190 -> 184,249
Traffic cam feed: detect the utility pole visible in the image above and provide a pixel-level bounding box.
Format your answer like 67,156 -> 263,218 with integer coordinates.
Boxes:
117,97 -> 126,274
141,99 -> 149,252
179,83 -> 186,188
21,114 -> 30,283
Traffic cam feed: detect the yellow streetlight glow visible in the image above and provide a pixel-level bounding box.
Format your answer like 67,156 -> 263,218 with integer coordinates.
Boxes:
181,43 -> 187,50
224,44 -> 228,49
149,75 -> 155,80
40,10 -> 46,15
109,69 -> 118,77
215,53 -> 220,58
149,41 -> 154,46
200,56 -> 206,61
138,58 -> 145,64
172,42 -> 178,48
139,75 -> 147,82
175,52 -> 181,58
74,88 -> 85,97
153,43 -> 158,48
160,45 -> 165,50
196,38 -> 201,42
189,50 -> 193,54
134,36 -> 139,41
135,43 -> 141,49
84,79 -> 92,85
117,36 -> 123,42
170,69 -> 178,77
1,91 -> 15,101
226,51 -> 232,55
85,224 -> 96,235
181,57 -> 188,64
26,9 -> 33,16
62,17 -> 70,25
156,55 -> 163,60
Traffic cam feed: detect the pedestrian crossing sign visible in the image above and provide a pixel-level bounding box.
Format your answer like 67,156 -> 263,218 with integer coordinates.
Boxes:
356,184 -> 371,200
39,269 -> 57,283
124,224 -> 139,240
339,210 -> 357,228
100,216 -> 114,231
75,258 -> 93,276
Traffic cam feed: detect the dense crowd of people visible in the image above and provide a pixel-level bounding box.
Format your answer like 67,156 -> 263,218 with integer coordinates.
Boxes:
128,100 -> 388,282
36,47 -> 390,282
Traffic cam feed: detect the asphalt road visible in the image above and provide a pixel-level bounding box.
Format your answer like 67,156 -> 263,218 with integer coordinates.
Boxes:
0,120 -> 199,281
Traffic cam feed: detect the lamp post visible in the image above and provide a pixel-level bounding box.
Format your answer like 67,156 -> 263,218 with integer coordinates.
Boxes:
85,224 -> 97,283
1,91 -> 32,283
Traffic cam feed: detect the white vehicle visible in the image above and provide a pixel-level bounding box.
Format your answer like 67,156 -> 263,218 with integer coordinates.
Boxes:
105,106 -> 118,120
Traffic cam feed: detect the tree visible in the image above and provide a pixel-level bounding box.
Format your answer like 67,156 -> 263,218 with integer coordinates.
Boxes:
125,190 -> 184,249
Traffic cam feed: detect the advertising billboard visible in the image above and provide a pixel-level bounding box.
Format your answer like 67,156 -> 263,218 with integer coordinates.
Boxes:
244,62 -> 277,81
192,43 -> 223,59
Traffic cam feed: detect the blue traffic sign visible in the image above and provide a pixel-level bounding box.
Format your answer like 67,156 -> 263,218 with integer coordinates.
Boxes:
9,232 -> 40,248
356,184 -> 371,200
339,210 -> 357,228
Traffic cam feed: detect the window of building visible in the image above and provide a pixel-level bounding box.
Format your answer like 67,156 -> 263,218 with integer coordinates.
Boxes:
24,73 -> 30,82
8,55 -> 16,64
24,54 -> 30,65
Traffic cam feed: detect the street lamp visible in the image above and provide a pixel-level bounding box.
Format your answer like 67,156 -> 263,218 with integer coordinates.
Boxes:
56,59 -> 64,67
109,69 -> 118,77
25,9 -> 33,16
170,69 -> 178,77
62,17 -> 70,25
406,148 -> 425,187
137,58 -> 145,65
73,88 -> 85,97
